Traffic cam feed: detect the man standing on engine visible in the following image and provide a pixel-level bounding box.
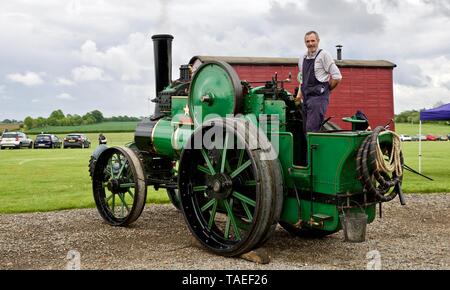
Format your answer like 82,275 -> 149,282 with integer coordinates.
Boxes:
295,31 -> 342,132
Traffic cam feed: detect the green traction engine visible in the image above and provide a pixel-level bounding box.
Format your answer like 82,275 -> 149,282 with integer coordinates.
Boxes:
90,34 -> 406,257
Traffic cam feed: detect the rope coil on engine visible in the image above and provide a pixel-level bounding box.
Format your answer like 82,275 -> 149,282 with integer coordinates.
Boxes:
356,126 -> 404,203
375,131 -> 403,177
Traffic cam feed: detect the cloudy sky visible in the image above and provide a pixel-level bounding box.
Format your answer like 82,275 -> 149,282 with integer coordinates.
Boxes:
1,0 -> 450,120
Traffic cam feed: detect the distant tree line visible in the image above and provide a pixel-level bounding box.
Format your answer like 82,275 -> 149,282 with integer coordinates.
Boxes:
105,115 -> 142,122
395,110 -> 449,125
1,119 -> 21,124
23,110 -> 141,130
395,110 -> 421,124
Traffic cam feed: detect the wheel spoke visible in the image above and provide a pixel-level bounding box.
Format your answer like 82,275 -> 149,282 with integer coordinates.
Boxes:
126,166 -> 133,179
201,149 -> 216,176
244,180 -> 257,186
109,159 -> 114,178
116,161 -> 127,179
106,193 -> 114,202
208,200 -> 219,230
237,149 -> 245,168
103,166 -> 111,178
201,199 -> 215,212
235,220 -> 251,231
232,191 -> 256,207
230,160 -> 252,179
127,189 -> 134,198
197,165 -> 212,175
113,153 -> 121,164
223,198 -> 241,240
119,183 -> 135,188
193,185 -> 208,192
118,193 -> 130,213
225,161 -> 232,174
241,200 -> 253,222
220,132 -> 229,173
224,210 -> 231,239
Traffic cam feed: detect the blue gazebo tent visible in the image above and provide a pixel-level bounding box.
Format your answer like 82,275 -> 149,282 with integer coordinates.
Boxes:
419,103 -> 450,172
420,103 -> 450,121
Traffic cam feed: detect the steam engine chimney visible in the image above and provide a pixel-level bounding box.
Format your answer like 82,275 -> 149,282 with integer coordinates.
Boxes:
336,45 -> 343,61
151,34 -> 174,117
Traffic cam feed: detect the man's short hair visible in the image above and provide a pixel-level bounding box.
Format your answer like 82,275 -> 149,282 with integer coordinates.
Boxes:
305,31 -> 320,40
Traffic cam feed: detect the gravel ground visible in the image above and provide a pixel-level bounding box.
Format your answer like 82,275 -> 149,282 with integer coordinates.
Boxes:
0,194 -> 449,270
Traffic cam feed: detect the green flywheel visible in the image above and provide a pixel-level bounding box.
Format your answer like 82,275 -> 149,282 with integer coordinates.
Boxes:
189,61 -> 243,127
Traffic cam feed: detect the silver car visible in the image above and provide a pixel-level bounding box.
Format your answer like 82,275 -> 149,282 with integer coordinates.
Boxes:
0,132 -> 33,149
400,134 -> 412,142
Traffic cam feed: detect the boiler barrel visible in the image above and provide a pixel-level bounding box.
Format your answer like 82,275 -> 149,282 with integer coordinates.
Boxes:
135,117 -> 192,158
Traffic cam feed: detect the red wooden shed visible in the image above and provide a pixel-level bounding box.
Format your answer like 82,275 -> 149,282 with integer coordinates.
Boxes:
189,56 -> 397,130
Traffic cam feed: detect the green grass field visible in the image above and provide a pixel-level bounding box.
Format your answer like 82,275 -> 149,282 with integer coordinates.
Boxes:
395,123 -> 450,136
401,141 -> 450,192
395,123 -> 450,192
1,127 -> 449,214
25,121 -> 139,134
0,133 -> 169,214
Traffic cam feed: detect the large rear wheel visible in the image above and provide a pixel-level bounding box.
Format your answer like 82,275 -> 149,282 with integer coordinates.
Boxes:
178,118 -> 283,257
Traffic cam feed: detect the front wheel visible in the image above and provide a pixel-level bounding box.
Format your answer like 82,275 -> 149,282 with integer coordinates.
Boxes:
92,146 -> 147,226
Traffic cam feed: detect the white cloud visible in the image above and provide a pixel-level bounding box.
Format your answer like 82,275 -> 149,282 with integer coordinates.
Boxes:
2,0 -> 450,120
31,99 -> 39,103
7,71 -> 44,86
0,86 -> 11,100
55,93 -> 75,101
56,77 -> 75,86
395,83 -> 450,113
71,66 -> 112,82
79,34 -> 152,81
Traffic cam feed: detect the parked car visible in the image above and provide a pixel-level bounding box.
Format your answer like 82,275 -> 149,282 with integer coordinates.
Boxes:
34,134 -> 62,149
448,133 -> 450,140
438,135 -> 448,141
0,132 -> 33,149
400,134 -> 412,142
426,134 -> 438,141
412,134 -> 427,141
63,133 -> 91,148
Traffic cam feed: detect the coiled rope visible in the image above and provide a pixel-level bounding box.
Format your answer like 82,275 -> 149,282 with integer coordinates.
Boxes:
356,126 -> 404,202
375,130 -> 403,177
